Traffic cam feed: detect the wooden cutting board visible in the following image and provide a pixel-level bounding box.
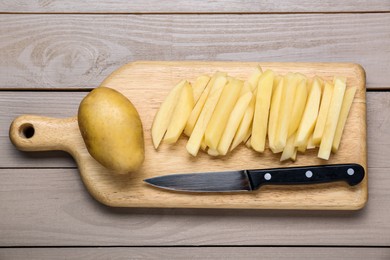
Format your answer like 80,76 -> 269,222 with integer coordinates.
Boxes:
9,61 -> 367,210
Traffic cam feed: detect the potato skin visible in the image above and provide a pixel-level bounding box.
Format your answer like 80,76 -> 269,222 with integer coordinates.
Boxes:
78,87 -> 144,173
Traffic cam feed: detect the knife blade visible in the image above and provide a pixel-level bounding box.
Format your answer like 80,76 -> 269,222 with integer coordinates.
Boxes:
144,164 -> 365,192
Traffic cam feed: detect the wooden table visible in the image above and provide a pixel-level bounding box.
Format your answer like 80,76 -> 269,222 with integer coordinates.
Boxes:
1,1 -> 390,259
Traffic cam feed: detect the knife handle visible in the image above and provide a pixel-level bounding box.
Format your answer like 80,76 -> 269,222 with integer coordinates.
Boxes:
247,164 -> 365,190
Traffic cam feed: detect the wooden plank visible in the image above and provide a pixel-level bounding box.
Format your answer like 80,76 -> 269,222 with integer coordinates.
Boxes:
1,247 -> 390,260
0,0 -> 389,13
0,14 -> 389,89
1,91 -> 388,169
0,92 -> 83,167
366,91 -> 390,168
0,90 -> 389,246
0,89 -> 388,245
0,166 -> 388,247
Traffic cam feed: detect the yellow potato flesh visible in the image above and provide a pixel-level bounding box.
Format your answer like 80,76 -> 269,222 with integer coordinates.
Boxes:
245,136 -> 252,148
247,66 -> 263,91
333,76 -> 347,85
318,77 -> 346,160
230,96 -> 254,153
200,138 -> 207,151
280,133 -> 297,162
243,126 -> 252,144
332,86 -> 357,153
268,77 -> 284,153
297,134 -> 309,153
274,73 -> 298,151
294,77 -> 322,147
218,91 -> 253,155
230,73 -> 262,151
312,81 -> 333,145
205,78 -> 243,149
287,77 -> 308,137
230,90 -> 253,151
184,72 -> 226,136
238,81 -> 252,96
207,148 -> 220,157
164,82 -> 194,144
251,70 -> 275,152
151,80 -> 186,149
186,75 -> 227,156
78,87 -> 144,173
307,134 -> 316,149
192,75 -> 210,104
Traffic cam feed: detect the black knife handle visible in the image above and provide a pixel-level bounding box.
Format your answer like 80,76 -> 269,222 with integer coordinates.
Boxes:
246,164 -> 365,190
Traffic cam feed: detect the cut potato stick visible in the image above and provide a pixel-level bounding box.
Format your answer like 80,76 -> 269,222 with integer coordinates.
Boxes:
312,81 -> 333,145
251,70 -> 275,152
186,75 -> 227,156
218,91 -> 253,155
292,149 -> 297,161
332,86 -> 357,153
205,78 -> 243,149
287,76 -> 308,137
200,138 -> 207,151
245,136 -> 252,149
318,77 -> 347,160
184,72 -> 226,136
243,126 -> 252,143
239,81 -> 252,96
230,88 -> 256,151
274,73 -> 298,151
294,77 -> 322,147
192,75 -> 210,104
151,80 -> 186,149
268,76 -> 284,153
273,75 -> 282,88
280,133 -> 297,162
306,77 -> 314,93
297,134 -> 309,153
207,148 -> 220,156
247,66 -> 263,91
307,134 -> 316,149
333,76 -> 347,85
164,82 -> 194,144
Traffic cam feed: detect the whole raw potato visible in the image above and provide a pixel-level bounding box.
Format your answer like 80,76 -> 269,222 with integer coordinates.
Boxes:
78,87 -> 144,173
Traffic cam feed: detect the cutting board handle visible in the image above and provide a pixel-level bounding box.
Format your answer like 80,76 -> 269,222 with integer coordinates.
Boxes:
9,115 -> 79,154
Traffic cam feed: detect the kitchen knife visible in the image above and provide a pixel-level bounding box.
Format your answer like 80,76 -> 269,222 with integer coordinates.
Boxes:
144,164 -> 364,192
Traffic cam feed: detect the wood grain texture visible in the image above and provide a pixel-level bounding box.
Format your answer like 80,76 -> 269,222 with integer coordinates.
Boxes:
1,91 -> 386,169
1,0 -> 389,13
0,91 -> 82,167
0,166 -> 388,246
7,61 -> 367,210
0,14 -> 389,89
1,247 -> 390,260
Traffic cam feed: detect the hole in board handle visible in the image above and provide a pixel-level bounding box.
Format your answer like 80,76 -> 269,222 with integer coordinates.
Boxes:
19,123 -> 35,139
